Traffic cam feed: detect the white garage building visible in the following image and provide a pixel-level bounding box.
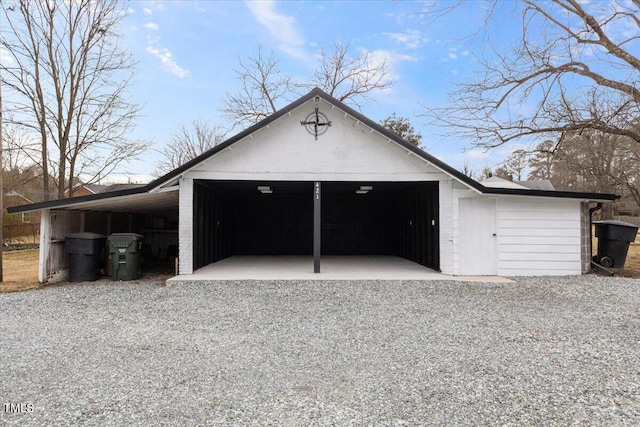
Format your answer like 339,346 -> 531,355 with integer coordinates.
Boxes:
8,89 -> 618,283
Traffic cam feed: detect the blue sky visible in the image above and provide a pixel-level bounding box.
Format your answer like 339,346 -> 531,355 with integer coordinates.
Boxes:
118,0 -> 520,183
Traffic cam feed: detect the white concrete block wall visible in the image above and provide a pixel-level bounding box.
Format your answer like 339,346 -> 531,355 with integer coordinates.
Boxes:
179,178 -> 194,275
580,202 -> 591,274
438,180 -> 454,275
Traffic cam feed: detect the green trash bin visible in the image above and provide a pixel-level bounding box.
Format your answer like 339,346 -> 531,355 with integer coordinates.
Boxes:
108,233 -> 144,281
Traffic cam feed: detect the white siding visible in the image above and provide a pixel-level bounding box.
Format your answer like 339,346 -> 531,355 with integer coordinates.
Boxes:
496,197 -> 582,276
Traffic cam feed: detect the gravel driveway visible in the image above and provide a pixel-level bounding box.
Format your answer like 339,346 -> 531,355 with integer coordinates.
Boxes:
1,276 -> 639,426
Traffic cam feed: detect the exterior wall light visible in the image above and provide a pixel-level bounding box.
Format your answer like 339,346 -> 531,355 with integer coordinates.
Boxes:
356,185 -> 373,194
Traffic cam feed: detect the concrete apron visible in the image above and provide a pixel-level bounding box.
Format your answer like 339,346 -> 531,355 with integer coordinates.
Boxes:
166,255 -> 514,283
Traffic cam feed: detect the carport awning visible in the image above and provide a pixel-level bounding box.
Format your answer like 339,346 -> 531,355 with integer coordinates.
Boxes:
7,187 -> 179,214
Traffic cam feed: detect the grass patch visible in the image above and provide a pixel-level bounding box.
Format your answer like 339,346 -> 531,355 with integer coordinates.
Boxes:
620,236 -> 640,278
0,248 -> 41,292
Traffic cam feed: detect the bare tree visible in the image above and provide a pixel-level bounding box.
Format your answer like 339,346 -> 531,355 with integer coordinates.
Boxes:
425,0 -> 640,149
2,123 -> 37,172
493,165 -> 514,180
527,140 -> 556,181
478,166 -> 494,181
1,124 -> 44,201
222,41 -> 392,129
220,46 -> 296,130
309,40 -> 393,108
154,120 -> 227,177
380,114 -> 422,146
528,131 -> 640,212
1,0 -> 147,199
495,148 -> 529,181
460,160 -> 475,179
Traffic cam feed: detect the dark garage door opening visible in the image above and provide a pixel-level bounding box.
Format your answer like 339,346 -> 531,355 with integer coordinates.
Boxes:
193,180 -> 439,271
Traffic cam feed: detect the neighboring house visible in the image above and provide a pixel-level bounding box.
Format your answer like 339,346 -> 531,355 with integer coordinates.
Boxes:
8,89 -> 618,283
3,190 -> 41,244
65,183 -> 144,198
99,183 -> 146,193
4,190 -> 41,225
65,183 -> 110,198
516,180 -> 556,191
480,176 -> 556,191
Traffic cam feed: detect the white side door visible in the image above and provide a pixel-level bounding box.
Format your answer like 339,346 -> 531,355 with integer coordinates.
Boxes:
459,198 -> 497,275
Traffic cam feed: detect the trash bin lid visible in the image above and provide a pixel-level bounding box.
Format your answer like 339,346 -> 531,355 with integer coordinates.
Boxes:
66,232 -> 106,239
593,220 -> 639,229
108,233 -> 143,238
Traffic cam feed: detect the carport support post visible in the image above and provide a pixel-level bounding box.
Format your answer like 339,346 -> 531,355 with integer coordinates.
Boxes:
178,178 -> 194,275
314,181 -> 321,273
38,209 -> 51,283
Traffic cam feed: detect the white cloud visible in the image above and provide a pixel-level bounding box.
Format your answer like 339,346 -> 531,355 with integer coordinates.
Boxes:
466,149 -> 490,159
143,7 -> 152,15
361,49 -> 417,86
245,0 -> 306,59
146,42 -> 189,78
127,8 -> 135,14
0,47 -> 15,65
386,29 -> 429,50
367,49 -> 417,66
441,47 -> 466,62
144,22 -> 159,30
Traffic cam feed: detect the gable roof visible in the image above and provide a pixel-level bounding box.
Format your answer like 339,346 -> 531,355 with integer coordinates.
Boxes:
480,176 -> 530,190
84,183 -> 110,194
150,88 -> 485,191
5,190 -> 34,205
516,180 -> 555,191
7,88 -> 619,214
480,176 -> 557,191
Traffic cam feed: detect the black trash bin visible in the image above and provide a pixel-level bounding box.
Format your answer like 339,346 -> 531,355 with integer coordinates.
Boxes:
65,233 -> 107,282
108,233 -> 144,281
594,220 -> 639,268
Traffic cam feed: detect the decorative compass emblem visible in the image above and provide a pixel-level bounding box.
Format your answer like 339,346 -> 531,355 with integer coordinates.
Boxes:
300,106 -> 332,140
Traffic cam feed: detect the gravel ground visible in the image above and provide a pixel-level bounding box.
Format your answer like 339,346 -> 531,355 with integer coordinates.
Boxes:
1,275 -> 639,426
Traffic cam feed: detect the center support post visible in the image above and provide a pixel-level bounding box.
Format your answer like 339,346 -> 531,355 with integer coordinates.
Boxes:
314,181 -> 321,273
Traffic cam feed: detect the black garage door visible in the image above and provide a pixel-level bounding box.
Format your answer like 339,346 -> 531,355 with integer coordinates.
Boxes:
193,180 -> 439,271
